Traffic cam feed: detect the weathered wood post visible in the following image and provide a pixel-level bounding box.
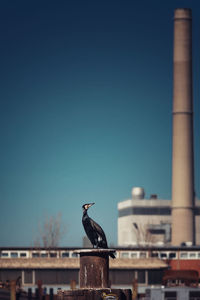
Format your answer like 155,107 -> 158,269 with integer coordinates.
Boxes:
10,280 -> 16,300
79,249 -> 110,288
57,248 -> 132,300
70,280 -> 76,290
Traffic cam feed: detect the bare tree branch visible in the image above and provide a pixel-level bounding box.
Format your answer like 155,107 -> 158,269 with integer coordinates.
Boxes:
34,213 -> 66,248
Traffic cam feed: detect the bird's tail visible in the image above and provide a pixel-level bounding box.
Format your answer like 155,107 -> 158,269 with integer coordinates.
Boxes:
109,252 -> 116,259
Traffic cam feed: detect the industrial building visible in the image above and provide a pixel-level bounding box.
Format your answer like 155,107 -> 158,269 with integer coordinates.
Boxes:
118,187 -> 200,246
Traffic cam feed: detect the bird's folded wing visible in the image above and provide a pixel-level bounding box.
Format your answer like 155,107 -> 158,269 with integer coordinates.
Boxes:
90,219 -> 107,241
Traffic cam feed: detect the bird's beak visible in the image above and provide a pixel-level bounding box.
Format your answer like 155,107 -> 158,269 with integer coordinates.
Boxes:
88,203 -> 95,208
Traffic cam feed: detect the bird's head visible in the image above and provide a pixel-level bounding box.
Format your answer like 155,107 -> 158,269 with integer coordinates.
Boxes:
82,203 -> 95,211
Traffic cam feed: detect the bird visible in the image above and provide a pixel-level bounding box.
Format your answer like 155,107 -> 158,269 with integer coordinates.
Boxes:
82,203 -> 115,258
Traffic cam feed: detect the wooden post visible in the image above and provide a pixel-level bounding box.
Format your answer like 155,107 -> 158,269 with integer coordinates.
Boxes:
10,280 -> 16,300
78,249 -> 114,288
58,249 -> 132,299
70,280 -> 76,290
37,280 -> 43,300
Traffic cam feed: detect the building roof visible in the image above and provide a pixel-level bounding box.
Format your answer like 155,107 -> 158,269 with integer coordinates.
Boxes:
110,258 -> 168,269
0,257 -> 167,270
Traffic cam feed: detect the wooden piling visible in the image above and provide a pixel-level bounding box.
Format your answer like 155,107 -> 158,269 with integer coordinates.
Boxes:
10,280 -> 16,300
78,249 -> 111,288
57,248 -> 132,299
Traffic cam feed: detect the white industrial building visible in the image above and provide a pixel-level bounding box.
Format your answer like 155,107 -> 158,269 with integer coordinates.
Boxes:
118,187 -> 200,246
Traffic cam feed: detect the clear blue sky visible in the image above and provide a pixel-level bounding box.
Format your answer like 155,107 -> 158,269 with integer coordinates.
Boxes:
0,0 -> 200,247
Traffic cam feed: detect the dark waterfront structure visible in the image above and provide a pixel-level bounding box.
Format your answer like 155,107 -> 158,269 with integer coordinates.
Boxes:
0,247 -> 169,296
3,246 -> 200,297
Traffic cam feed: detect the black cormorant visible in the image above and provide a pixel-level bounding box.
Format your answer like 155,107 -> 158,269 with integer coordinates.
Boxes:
82,203 -> 115,258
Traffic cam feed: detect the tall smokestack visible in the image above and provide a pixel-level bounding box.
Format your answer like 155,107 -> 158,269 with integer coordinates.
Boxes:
171,8 -> 195,246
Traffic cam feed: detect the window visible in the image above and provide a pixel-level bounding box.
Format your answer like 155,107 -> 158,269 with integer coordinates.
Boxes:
148,270 -> 163,285
35,269 -> 79,284
109,270 -> 135,285
139,252 -> 147,258
180,252 -> 188,259
149,229 -> 165,235
151,252 -> 158,258
1,252 -> 9,257
137,271 -> 145,284
121,252 -> 129,258
50,253 -> 57,258
0,270 -> 21,281
160,253 -> 167,259
131,252 -> 138,258
194,207 -> 200,216
189,291 -> 200,299
118,207 -> 171,217
189,252 -> 196,258
32,253 -> 40,258
164,291 -> 176,299
71,253 -> 78,258
62,252 -> 69,258
169,252 -> 176,259
41,253 -> 48,258
24,270 -> 33,284
20,253 -> 27,257
11,252 -> 18,258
